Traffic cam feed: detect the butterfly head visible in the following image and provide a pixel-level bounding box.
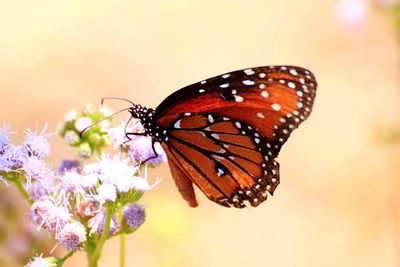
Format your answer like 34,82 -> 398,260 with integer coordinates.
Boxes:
128,104 -> 156,124
128,104 -> 168,142
128,104 -> 148,118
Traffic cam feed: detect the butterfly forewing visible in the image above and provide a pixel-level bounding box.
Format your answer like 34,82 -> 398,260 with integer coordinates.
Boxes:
152,66 -> 317,208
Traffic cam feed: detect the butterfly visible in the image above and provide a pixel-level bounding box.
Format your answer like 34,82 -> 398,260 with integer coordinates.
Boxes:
125,66 -> 317,208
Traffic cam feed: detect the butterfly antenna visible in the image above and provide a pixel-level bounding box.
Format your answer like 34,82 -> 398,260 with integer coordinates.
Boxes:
101,97 -> 135,106
79,107 -> 131,138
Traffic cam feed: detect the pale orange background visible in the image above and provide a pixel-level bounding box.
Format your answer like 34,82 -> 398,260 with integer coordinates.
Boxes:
1,1 -> 399,267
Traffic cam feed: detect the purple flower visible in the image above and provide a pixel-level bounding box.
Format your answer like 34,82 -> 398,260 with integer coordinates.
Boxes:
127,140 -> 167,166
56,159 -> 80,175
88,211 -> 119,236
57,171 -> 98,205
125,122 -> 167,166
23,125 -> 51,158
58,171 -> 86,197
0,122 -> 12,151
0,144 -> 27,172
21,156 -> 53,185
30,200 -> 70,235
29,179 -> 54,200
56,221 -> 86,252
123,204 -> 146,230
108,123 -> 167,166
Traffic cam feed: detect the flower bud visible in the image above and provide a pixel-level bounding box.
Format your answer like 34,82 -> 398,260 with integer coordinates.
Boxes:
79,142 -> 92,158
64,131 -> 80,146
123,204 -> 146,231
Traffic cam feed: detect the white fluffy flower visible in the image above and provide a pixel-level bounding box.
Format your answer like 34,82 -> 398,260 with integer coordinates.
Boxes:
74,117 -> 92,132
64,110 -> 78,122
96,183 -> 117,203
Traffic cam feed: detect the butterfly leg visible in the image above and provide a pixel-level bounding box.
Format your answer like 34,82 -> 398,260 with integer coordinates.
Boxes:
123,132 -> 147,144
141,140 -> 160,165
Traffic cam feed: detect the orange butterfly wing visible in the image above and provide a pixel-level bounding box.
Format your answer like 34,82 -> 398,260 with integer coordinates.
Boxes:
154,66 -> 317,208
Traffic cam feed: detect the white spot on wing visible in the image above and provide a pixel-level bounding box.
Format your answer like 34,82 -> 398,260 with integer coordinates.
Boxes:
271,104 -> 281,111
257,112 -> 265,119
261,91 -> 269,98
244,69 -> 255,75
243,80 -> 255,86
220,83 -> 229,88
222,74 -> 231,79
234,95 -> 244,102
289,69 -> 298,75
288,82 -> 296,89
211,133 -> 220,139
208,115 -> 214,123
174,120 -> 181,129
199,89 -> 205,93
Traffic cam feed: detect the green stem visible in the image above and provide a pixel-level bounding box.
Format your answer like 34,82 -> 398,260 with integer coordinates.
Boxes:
12,179 -> 33,205
89,206 -> 113,266
60,251 -> 74,264
120,234 -> 126,267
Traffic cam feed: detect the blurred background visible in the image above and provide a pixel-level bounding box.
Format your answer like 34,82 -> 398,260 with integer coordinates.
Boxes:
1,0 -> 400,266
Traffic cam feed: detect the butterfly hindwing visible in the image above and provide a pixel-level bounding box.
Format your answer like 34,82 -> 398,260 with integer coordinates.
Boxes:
159,113 -> 279,208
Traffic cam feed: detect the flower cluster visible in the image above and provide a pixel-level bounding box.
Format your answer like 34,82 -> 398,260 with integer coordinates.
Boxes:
0,123 -> 54,187
0,105 -> 167,267
58,105 -> 112,158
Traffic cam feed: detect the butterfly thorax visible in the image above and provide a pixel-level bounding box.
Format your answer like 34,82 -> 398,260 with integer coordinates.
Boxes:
129,104 -> 168,142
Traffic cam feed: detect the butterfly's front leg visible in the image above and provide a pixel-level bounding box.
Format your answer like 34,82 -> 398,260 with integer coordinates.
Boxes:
124,132 -> 147,142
